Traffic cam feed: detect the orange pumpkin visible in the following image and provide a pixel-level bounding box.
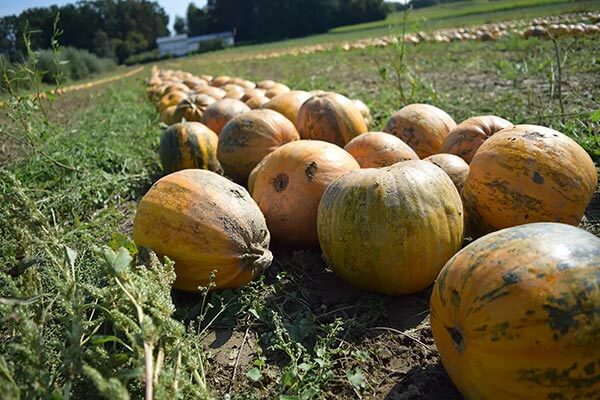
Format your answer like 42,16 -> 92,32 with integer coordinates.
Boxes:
264,90 -> 313,126
424,153 -> 469,192
250,140 -> 360,247
317,160 -> 464,294
188,94 -> 216,111
441,115 -> 513,163
160,105 -> 179,125
344,131 -> 419,168
211,75 -> 231,87
172,99 -> 203,122
224,90 -> 245,100
257,80 -> 277,90
297,93 -> 368,146
384,103 -> 456,158
462,124 -> 597,236
157,90 -> 188,113
265,83 -> 290,98
159,122 -> 222,174
352,99 -> 372,128
217,109 -> 300,183
430,222 -> 600,400
242,88 -> 267,102
202,98 -> 251,135
195,86 -> 227,99
246,95 -> 270,109
133,169 -> 272,291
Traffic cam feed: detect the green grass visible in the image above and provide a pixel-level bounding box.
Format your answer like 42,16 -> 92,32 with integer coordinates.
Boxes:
1,7 -> 599,400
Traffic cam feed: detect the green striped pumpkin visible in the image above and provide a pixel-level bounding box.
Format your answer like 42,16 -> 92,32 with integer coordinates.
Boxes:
159,122 -> 223,175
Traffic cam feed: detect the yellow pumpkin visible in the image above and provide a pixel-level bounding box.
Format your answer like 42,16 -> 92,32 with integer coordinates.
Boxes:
384,103 -> 456,158
462,124 -> 597,236
133,169 -> 272,291
430,222 -> 600,400
317,160 -> 464,295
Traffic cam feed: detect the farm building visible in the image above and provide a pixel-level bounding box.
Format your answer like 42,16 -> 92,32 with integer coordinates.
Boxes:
156,31 -> 235,56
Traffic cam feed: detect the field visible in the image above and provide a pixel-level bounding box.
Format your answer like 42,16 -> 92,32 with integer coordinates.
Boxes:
1,2 -> 600,400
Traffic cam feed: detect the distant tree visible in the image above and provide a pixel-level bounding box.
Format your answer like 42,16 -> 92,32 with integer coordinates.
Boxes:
187,3 -> 214,36
92,30 -> 115,59
174,16 -> 187,35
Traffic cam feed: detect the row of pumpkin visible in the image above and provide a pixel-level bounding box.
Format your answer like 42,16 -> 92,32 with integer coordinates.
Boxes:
135,68 -> 600,399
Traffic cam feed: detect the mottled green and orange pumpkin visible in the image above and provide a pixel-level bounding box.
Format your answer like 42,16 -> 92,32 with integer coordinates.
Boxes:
440,115 -> 513,163
344,131 -> 419,168
250,140 -> 360,247
384,103 -> 456,158
159,122 -> 223,174
264,90 -> 312,126
201,98 -> 251,135
297,93 -> 368,146
317,160 -> 464,295
462,124 -> 597,236
157,90 -> 188,113
217,109 -> 300,183
424,153 -> 470,192
133,169 -> 272,291
430,222 -> 600,400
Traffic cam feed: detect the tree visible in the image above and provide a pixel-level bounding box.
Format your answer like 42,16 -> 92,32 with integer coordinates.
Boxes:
174,16 -> 187,35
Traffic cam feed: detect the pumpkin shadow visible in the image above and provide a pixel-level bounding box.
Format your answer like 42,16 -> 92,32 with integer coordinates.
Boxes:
383,362 -> 461,400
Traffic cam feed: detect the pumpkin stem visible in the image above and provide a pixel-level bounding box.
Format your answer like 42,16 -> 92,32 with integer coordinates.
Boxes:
447,326 -> 465,354
244,243 -> 273,273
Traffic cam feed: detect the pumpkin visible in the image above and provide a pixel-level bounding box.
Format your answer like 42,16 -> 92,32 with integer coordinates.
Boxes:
317,160 -> 463,295
223,83 -> 245,93
172,99 -> 203,122
257,80 -> 277,89
217,109 -> 300,183
157,90 -> 187,113
160,105 -> 179,125
440,115 -> 513,163
162,82 -> 190,94
297,93 -> 368,146
211,75 -> 231,87
132,169 -> 272,291
183,77 -> 206,89
424,153 -> 469,192
266,83 -> 290,98
430,222 -> 600,400
195,86 -> 227,99
344,131 -> 419,168
224,90 -> 245,100
462,124 -> 597,236
384,103 -> 456,158
189,94 -> 216,111
231,78 -> 256,89
264,90 -> 312,126
202,98 -> 251,135
246,95 -> 270,109
352,99 -> 372,128
242,88 -> 267,102
159,122 -> 223,174
250,140 -> 360,247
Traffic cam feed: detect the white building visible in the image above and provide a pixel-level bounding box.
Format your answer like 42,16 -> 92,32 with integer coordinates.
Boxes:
156,31 -> 235,57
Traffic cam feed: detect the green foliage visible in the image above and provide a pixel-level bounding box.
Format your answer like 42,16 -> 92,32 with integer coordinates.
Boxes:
35,47 -> 116,84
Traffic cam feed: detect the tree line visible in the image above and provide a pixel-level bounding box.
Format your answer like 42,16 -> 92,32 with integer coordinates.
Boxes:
1,0 -> 390,65
182,0 -> 390,41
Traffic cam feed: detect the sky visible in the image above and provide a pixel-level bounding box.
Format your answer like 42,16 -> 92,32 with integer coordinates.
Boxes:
0,0 -> 403,35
